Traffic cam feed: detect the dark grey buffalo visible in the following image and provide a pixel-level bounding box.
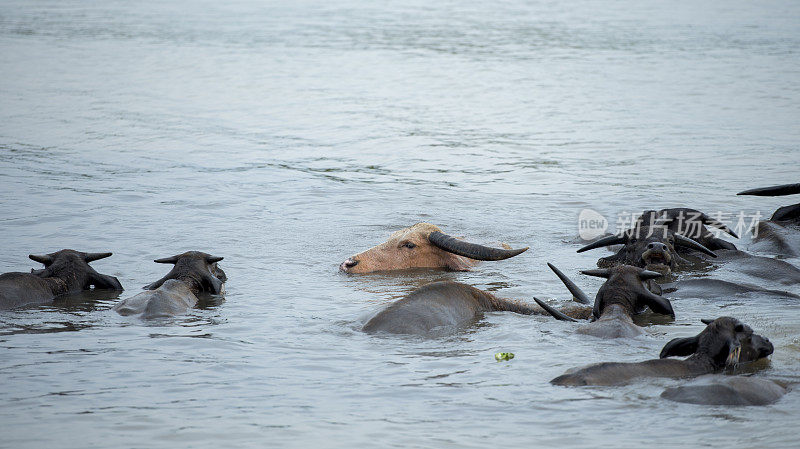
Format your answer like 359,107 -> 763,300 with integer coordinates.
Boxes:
114,251 -> 225,319
551,317 -> 773,386
738,183 -> 800,256
0,249 -> 122,309
534,263 -> 674,338
578,207 -> 800,289
362,281 -> 556,335
577,208 -> 732,275
661,375 -> 787,406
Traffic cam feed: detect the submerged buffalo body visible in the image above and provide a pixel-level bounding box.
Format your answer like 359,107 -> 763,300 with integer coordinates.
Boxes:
0,249 -> 122,309
114,251 -> 225,319
578,208 -> 735,274
739,183 -> 800,256
551,317 -> 773,386
363,281 -> 543,335
661,375 -> 787,406
340,223 -> 527,273
534,264 -> 674,339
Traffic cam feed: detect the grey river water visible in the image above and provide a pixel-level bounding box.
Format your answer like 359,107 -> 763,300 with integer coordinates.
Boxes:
1,1 -> 799,447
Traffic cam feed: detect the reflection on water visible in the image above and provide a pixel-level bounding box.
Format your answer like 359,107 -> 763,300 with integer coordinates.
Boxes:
1,0 -> 799,447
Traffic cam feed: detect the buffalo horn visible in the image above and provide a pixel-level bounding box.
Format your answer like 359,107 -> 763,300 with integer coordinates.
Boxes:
673,235 -> 717,258
576,234 -> 627,253
29,253 -> 54,265
83,252 -> 113,262
428,231 -> 528,261
548,263 -> 592,305
533,297 -> 578,322
737,183 -> 800,197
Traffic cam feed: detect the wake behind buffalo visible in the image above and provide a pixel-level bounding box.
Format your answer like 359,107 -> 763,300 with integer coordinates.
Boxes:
1,183 -> 798,407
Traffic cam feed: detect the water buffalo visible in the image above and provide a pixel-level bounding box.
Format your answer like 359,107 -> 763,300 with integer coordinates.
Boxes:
551,317 -> 773,386
738,183 -> 800,256
577,208 -> 733,274
660,375 -> 787,406
113,251 -> 225,319
362,281 -> 570,335
340,223 -> 528,274
533,263 -> 674,338
0,249 -> 123,309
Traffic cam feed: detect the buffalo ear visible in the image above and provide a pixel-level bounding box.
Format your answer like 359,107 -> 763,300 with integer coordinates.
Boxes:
29,254 -> 54,266
88,273 -> 124,291
660,336 -> 700,359
701,318 -> 715,325
638,291 -> 674,317
203,274 -> 224,295
154,255 -> 181,264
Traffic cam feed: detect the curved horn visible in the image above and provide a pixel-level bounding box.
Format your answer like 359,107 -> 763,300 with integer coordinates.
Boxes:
533,297 -> 578,322
83,252 -> 113,262
699,213 -> 738,239
701,318 -> 715,325
638,270 -> 663,281
428,231 -> 528,261
576,234 -> 627,253
29,254 -> 54,266
580,269 -> 612,279
206,255 -> 224,264
737,183 -> 800,197
673,234 -> 717,258
154,255 -> 181,264
548,263 -> 592,305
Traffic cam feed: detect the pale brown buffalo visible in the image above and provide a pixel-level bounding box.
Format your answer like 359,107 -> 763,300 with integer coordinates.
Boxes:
339,223 -> 528,274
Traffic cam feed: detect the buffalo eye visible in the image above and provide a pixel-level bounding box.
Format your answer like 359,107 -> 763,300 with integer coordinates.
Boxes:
400,241 -> 417,249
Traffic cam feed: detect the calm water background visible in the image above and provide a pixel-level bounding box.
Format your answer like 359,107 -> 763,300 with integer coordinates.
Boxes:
1,1 -> 799,447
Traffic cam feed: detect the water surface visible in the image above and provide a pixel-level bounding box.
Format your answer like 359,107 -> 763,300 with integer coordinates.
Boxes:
1,1 -> 799,447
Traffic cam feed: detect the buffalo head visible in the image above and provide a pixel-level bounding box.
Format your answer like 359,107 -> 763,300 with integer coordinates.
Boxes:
660,317 -> 773,369
144,251 -> 226,294
340,223 -> 528,274
29,249 -> 122,291
537,263 -> 673,322
576,209 -> 735,274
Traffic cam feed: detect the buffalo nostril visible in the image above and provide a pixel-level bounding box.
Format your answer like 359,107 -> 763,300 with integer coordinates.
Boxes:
647,243 -> 655,249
